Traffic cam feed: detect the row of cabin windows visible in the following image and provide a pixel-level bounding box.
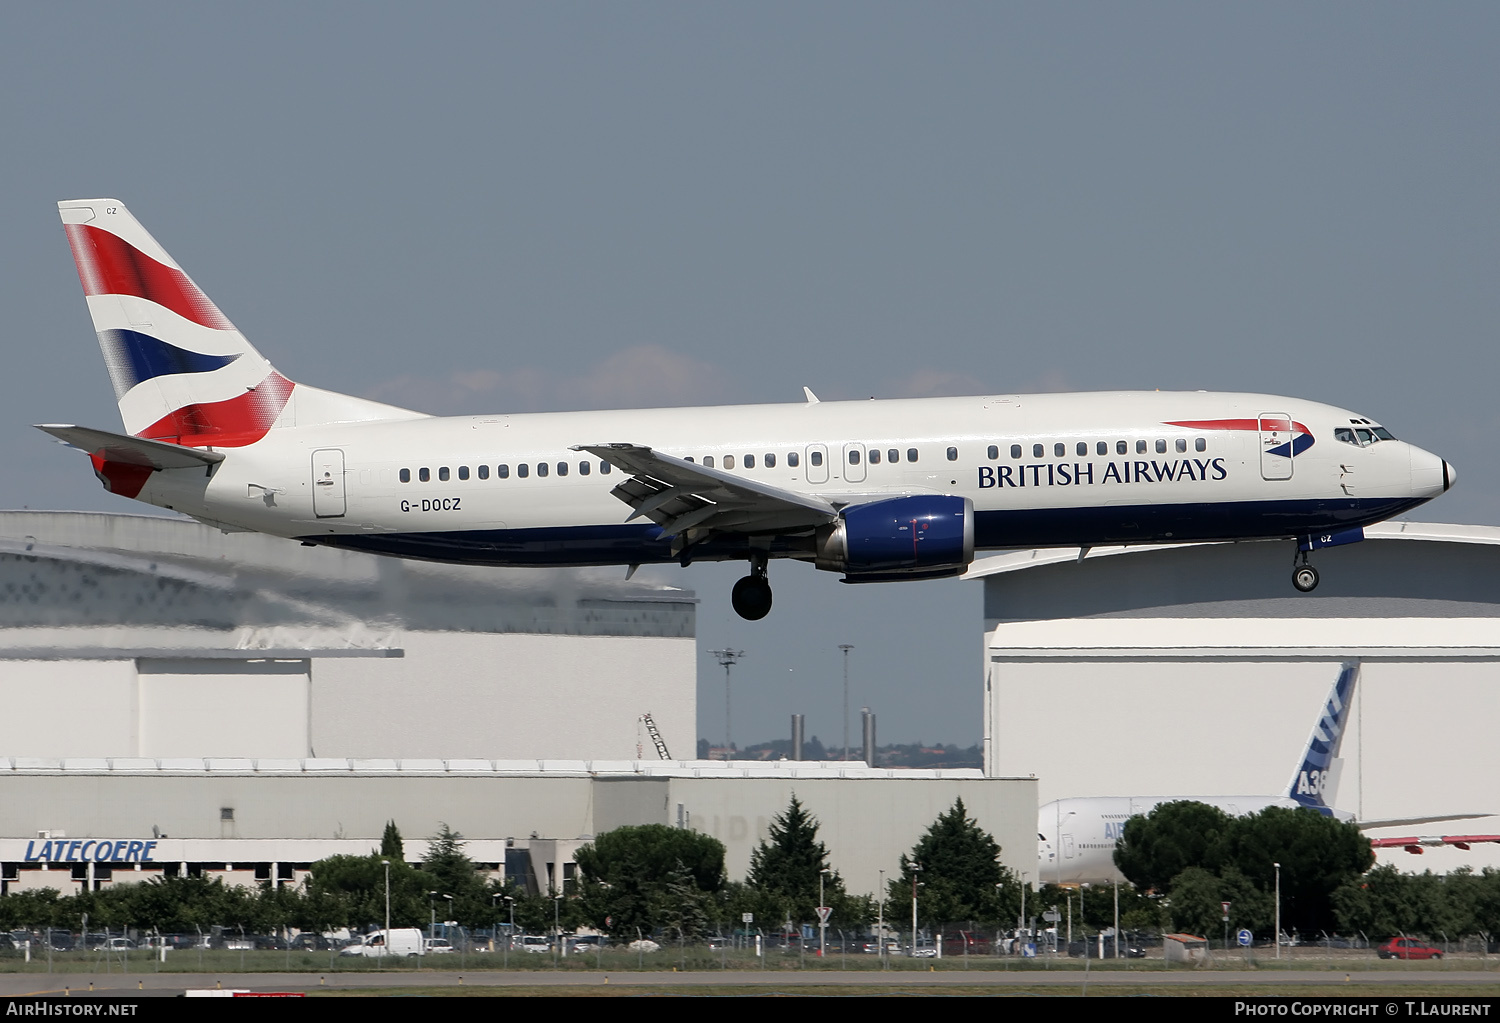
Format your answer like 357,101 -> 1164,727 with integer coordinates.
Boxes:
688,448 -> 929,469
398,461 -> 616,483
987,437 -> 1208,460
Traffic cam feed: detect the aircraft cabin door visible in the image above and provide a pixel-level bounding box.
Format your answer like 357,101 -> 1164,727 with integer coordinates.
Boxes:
805,444 -> 829,484
312,448 -> 347,518
1258,413 -> 1294,481
842,442 -> 867,484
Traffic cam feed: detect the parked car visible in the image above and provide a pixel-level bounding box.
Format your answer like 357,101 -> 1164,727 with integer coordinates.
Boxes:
570,935 -> 605,954
519,935 -> 552,953
290,933 -> 335,951
1378,937 -> 1443,960
92,937 -> 136,952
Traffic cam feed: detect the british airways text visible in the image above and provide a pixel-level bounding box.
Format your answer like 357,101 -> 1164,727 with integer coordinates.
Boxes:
978,458 -> 1229,489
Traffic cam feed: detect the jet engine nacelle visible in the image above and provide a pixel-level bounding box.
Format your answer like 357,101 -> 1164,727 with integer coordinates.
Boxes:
815,495 -> 974,581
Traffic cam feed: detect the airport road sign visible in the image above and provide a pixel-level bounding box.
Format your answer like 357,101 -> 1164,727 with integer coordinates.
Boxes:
816,907 -> 832,924
1238,929 -> 1253,947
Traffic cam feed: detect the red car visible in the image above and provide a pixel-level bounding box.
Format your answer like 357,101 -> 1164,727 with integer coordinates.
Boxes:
1378,937 -> 1443,960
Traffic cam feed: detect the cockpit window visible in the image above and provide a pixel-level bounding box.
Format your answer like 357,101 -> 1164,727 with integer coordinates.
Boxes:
1372,426 -> 1396,441
1335,428 -> 1356,445
1356,428 -> 1375,445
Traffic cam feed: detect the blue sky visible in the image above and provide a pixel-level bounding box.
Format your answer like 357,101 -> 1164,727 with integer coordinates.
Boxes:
3,3 -> 1496,747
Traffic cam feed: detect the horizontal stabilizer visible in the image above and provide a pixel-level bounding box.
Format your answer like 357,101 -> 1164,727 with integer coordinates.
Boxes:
35,424 -> 225,469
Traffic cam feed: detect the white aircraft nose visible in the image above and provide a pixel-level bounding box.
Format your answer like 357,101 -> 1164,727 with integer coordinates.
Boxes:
1409,446 -> 1453,498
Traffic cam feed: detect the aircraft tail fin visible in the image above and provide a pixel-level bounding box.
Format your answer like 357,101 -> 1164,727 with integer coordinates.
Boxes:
1285,661 -> 1360,812
57,199 -> 424,447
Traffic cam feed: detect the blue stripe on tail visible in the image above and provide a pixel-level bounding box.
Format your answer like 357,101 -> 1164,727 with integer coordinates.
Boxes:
1287,661 -> 1359,810
97,328 -> 239,397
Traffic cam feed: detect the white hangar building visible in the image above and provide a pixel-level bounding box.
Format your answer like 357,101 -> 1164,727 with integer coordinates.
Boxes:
0,510 -> 696,762
0,510 -> 1036,900
971,521 -> 1500,873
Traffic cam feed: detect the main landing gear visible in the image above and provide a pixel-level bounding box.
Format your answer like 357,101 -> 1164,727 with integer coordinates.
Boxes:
731,555 -> 773,621
1292,549 -> 1320,592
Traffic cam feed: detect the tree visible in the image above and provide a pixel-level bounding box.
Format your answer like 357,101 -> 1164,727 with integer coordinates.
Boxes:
380,820 -> 404,861
1165,865 -> 1272,939
888,797 -> 1014,927
574,824 -> 727,939
1221,806 -> 1373,934
1114,801 -> 1234,892
419,823 -> 491,927
745,795 -> 862,928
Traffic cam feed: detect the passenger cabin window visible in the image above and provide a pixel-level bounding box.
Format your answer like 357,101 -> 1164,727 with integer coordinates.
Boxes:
704,456 -> 715,468
478,465 -> 490,479
1032,444 -> 1044,458
600,461 -> 611,474
869,449 -> 881,464
723,455 -> 735,469
744,454 -> 755,468
851,450 -> 862,464
1097,441 -> 1108,456
946,446 -> 958,461
1077,442 -> 1087,456
987,445 -> 999,460
788,452 -> 800,467
1195,438 -> 1206,452
1176,438 -> 1187,453
399,469 -> 411,483
516,464 -> 527,478
458,466 -> 469,480
579,461 -> 590,475
537,463 -> 548,477
556,462 -> 567,476
498,464 -> 509,479
1155,439 -> 1166,454
1053,443 -> 1065,457
1010,444 -> 1022,459
1116,441 -> 1127,455
1136,440 -> 1147,454
419,468 -> 430,483
765,453 -> 777,468
438,466 -> 450,482
887,449 -> 899,463
907,448 -> 918,462
810,451 -> 823,467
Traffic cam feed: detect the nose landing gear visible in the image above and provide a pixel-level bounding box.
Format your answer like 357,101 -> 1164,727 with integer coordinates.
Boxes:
731,555 -> 773,620
1292,550 -> 1320,592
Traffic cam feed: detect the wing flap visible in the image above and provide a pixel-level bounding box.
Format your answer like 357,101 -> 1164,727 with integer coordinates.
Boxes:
36,424 -> 226,469
578,443 -> 837,536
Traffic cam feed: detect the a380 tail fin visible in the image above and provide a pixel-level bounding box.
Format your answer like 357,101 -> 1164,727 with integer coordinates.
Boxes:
1285,661 -> 1360,812
58,199 -> 423,446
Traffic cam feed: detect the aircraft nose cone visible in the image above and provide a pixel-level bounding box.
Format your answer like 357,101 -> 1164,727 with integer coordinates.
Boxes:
1443,461 -> 1457,492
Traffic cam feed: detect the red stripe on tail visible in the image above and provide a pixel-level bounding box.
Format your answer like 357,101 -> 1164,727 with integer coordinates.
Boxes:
63,223 -> 234,331
138,372 -> 294,447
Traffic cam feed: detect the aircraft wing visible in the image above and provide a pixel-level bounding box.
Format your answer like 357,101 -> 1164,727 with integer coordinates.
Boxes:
1357,813 -> 1492,830
36,424 -> 225,469
576,443 -> 839,538
1368,835 -> 1500,854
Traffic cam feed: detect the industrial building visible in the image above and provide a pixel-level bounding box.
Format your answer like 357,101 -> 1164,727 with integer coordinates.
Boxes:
0,510 -> 1035,900
972,521 -> 1500,872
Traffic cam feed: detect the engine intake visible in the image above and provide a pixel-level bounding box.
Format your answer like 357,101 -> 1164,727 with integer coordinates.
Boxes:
816,495 -> 974,580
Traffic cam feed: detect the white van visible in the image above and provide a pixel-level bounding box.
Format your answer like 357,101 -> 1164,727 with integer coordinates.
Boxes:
339,928 -> 425,958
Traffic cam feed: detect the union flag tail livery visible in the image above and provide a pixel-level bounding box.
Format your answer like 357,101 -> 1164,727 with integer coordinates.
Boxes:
57,199 -> 421,448
42,198 -> 1455,620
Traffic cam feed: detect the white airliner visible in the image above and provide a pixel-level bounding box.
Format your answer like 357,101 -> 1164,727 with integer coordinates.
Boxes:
1038,663 -> 1489,886
40,200 -> 1456,619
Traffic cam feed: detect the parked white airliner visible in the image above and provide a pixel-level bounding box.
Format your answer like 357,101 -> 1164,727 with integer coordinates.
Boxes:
41,200 -> 1455,619
1038,663 -> 1488,886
